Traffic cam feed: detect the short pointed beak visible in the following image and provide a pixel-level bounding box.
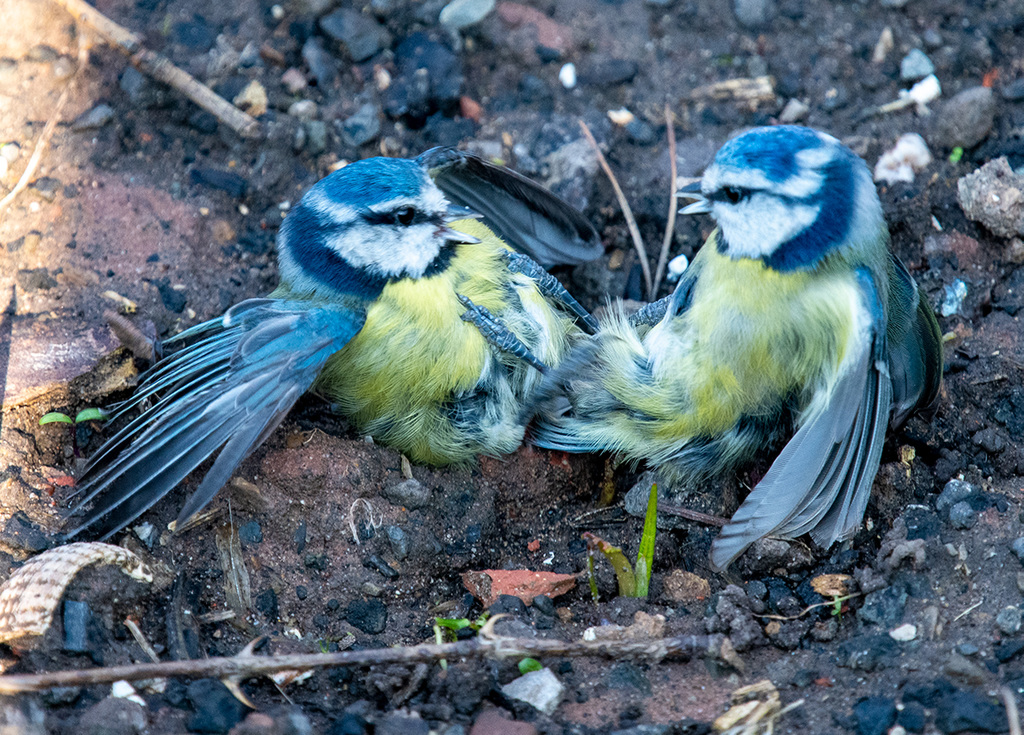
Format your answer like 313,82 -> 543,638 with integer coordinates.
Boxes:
444,204 -> 482,223
676,180 -> 711,215
439,225 -> 481,244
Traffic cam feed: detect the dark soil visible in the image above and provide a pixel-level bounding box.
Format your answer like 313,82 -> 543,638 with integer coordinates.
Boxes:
2,0 -> 1024,733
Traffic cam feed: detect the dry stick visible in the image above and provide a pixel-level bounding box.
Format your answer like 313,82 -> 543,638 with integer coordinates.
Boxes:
651,105 -> 679,297
49,0 -> 260,139
659,502 -> 728,527
0,84 -> 73,221
0,632 -> 735,694
578,120 -> 653,299
1002,686 -> 1022,735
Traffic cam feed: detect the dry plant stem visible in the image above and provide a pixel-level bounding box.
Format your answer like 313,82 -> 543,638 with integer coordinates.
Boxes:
578,120 -> 653,299
0,81 -> 73,221
652,105 -> 679,296
1002,686 -> 1022,735
49,0 -> 261,139
0,633 -> 732,693
659,502 -> 728,527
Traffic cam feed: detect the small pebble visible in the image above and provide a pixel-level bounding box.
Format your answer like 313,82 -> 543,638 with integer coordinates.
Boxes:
501,668 -> 564,715
997,606 -> 1022,636
71,104 -> 114,131
900,49 -> 935,81
341,102 -> 382,147
889,623 -> 917,642
948,500 -> 976,530
778,98 -> 809,123
439,0 -> 496,29
558,63 -> 576,89
931,86 -> 996,150
1011,537 -> 1024,563
733,0 -> 776,29
936,478 -> 975,512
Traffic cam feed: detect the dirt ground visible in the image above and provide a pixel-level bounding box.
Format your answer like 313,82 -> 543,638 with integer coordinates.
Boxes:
2,0 -> 1024,732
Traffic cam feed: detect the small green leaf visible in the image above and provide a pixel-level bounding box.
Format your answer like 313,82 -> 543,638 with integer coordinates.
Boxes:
584,532 -> 636,597
634,483 -> 658,598
40,412 -> 74,425
587,554 -> 600,603
434,617 -> 471,632
949,147 -> 964,163
75,407 -> 109,423
518,658 -> 543,674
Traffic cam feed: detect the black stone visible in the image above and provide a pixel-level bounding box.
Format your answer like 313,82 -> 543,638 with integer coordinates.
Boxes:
345,599 -> 388,634
187,679 -> 247,733
532,595 -> 556,616
857,584 -> 908,628
255,588 -> 279,621
154,277 -> 187,314
578,58 -> 639,86
189,167 -> 247,198
62,600 -> 91,653
296,585 -> 308,600
238,520 -> 262,545
30,176 -> 60,202
363,554 -> 399,579
836,634 -> 895,671
318,8 -> 391,62
489,594 -> 528,617
902,679 -> 957,709
625,119 -> 657,145
996,640 -> 1024,663
934,690 -> 1008,733
329,712 -> 370,735
898,702 -> 927,733
607,663 -> 652,695
905,507 -> 941,540
0,511 -> 49,553
294,521 -> 307,554
853,696 -> 896,735
173,20 -> 215,50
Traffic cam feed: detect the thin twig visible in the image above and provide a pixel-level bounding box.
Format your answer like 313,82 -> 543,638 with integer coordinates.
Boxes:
652,105 -> 679,297
578,120 -> 652,299
1002,686 -> 1022,735
0,630 -> 735,693
49,0 -> 260,139
0,75 -> 75,221
659,502 -> 728,527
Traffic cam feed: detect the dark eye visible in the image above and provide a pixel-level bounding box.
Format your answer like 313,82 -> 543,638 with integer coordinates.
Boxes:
396,207 -> 415,226
723,187 -> 743,204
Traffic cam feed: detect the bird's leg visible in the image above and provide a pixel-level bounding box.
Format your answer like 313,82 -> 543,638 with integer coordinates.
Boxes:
501,252 -> 599,333
457,294 -> 549,373
629,296 -> 671,327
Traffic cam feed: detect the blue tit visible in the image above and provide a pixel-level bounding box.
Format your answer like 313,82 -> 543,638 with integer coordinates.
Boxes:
529,125 -> 943,570
64,148 -> 600,540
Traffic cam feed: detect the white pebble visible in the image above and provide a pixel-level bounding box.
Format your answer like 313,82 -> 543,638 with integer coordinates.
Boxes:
889,623 -> 917,641
874,133 -> 932,184
667,253 -> 690,282
558,63 -> 577,90
111,680 -> 147,706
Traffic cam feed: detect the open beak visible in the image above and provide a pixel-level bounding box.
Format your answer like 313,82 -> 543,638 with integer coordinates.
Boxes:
444,204 -> 482,223
440,204 -> 483,243
677,180 -> 711,215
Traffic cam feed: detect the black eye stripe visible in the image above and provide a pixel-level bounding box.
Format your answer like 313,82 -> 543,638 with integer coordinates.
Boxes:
364,208 -> 436,226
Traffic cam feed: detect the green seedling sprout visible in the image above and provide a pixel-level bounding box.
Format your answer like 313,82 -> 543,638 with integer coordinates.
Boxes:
949,146 -> 964,164
39,408 -> 109,458
584,483 -> 658,599
433,613 -> 490,670
518,657 -> 543,674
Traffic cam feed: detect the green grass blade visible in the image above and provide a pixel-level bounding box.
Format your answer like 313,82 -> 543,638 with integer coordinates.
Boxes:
634,483 -> 658,598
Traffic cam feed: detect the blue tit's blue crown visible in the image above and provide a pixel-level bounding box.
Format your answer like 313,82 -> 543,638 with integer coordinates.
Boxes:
713,125 -> 828,184
702,126 -> 880,272
313,157 -> 429,209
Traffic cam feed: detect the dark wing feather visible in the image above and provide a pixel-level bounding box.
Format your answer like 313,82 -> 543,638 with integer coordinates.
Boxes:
63,299 -> 365,540
710,295 -> 893,571
886,254 -> 943,427
418,147 -> 602,267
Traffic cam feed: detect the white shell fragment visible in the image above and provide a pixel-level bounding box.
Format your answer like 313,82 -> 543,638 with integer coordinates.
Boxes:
874,133 -> 932,184
0,542 -> 153,647
607,108 -> 635,126
889,623 -> 918,641
558,63 -> 577,89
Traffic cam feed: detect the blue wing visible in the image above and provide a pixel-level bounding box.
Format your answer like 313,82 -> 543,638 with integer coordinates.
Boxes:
63,298 -> 365,540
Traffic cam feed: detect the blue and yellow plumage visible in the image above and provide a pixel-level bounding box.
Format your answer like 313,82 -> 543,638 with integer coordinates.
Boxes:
64,150 -> 600,540
530,126 -> 942,570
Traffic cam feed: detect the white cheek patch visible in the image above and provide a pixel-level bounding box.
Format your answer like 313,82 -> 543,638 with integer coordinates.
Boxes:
715,196 -> 819,259
327,224 -> 441,279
